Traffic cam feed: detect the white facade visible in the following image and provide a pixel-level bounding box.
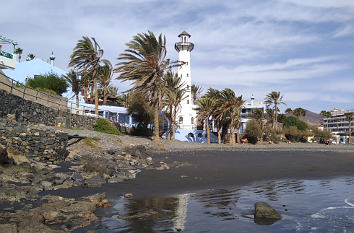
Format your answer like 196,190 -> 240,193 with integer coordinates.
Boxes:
0,36 -> 17,70
175,31 -> 197,130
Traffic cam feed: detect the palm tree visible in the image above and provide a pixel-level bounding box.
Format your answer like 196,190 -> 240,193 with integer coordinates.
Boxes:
285,108 -> 292,114
191,84 -> 202,103
220,88 -> 244,145
195,96 -> 215,144
14,48 -> 23,62
63,70 -> 81,110
205,88 -> 223,144
98,59 -> 113,105
320,110 -> 331,131
293,107 -> 306,119
163,71 -> 187,140
26,53 -> 35,61
345,113 -> 353,144
69,36 -> 103,116
115,31 -> 177,143
80,71 -> 92,103
264,91 -> 285,129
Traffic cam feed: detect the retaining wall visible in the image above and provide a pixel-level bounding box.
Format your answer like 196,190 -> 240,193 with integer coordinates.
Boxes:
0,72 -> 97,130
0,117 -> 68,162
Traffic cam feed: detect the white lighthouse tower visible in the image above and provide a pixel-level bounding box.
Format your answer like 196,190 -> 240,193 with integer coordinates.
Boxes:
175,31 -> 197,130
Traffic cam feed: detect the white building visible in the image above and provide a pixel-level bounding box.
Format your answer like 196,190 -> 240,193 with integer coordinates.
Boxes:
175,31 -> 197,130
0,36 -> 17,70
240,94 -> 265,133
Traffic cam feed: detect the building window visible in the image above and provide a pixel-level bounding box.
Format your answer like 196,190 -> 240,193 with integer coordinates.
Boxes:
197,133 -> 203,138
191,117 -> 194,124
187,73 -> 189,77
179,116 -> 183,124
187,100 -> 189,104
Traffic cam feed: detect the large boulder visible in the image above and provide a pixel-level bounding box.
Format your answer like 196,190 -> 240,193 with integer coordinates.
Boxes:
254,202 -> 281,225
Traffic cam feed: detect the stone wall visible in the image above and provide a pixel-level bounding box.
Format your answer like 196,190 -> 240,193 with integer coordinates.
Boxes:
0,89 -> 97,130
0,72 -> 67,110
0,117 -> 68,162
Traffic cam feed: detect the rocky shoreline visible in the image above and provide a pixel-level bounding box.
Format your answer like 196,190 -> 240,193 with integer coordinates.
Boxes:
0,125 -> 170,232
0,125 -> 353,232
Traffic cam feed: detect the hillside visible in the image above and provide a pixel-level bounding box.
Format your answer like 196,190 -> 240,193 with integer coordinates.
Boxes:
286,109 -> 323,126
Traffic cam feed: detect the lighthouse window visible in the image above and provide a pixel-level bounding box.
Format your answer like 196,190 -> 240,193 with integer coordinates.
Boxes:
191,117 -> 194,124
187,100 -> 189,104
186,73 -> 189,77
179,117 -> 183,124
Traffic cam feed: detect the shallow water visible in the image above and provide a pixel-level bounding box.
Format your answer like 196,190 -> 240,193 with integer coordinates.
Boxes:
87,176 -> 354,233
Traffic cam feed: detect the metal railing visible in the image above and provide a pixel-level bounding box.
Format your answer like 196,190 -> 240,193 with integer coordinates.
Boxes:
0,73 -> 67,111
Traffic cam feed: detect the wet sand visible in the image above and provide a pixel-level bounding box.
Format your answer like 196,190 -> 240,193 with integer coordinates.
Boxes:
48,150 -> 354,199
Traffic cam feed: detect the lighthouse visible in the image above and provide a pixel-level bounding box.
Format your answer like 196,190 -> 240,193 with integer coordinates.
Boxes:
175,31 -> 197,130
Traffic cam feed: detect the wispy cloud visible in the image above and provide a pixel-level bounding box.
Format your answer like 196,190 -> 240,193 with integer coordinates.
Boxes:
1,0 -> 353,111
333,25 -> 354,38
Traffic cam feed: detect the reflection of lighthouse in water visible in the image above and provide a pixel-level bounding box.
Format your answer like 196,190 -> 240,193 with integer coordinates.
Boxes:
172,193 -> 189,231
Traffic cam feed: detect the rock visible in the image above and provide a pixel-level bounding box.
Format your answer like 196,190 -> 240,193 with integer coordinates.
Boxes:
124,193 -> 133,198
41,181 -> 53,191
7,147 -> 29,165
7,114 -> 16,121
254,202 -> 281,225
0,224 -> 17,233
97,199 -> 112,208
0,144 -> 13,165
71,172 -> 84,181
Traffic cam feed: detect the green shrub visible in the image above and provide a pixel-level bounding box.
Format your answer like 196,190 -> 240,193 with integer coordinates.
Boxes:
130,126 -> 153,137
94,118 -> 122,135
270,133 -> 280,144
279,116 -> 308,131
244,119 -> 262,144
25,73 -> 69,96
283,126 -> 310,142
83,138 -> 97,148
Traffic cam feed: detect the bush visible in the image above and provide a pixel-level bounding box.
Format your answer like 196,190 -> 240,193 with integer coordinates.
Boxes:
244,119 -> 262,144
94,119 -> 122,135
279,116 -> 309,131
130,126 -> 153,137
283,126 -> 310,142
25,72 -> 69,96
311,127 -> 333,142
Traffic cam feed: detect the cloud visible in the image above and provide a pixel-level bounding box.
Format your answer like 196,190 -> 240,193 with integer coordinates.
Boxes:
333,25 -> 354,38
1,0 -> 353,111
192,56 -> 348,87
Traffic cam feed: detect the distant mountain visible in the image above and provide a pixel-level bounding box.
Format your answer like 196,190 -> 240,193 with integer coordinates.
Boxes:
286,109 -> 323,126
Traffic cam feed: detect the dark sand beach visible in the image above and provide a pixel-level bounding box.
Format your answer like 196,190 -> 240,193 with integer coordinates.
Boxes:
48,148 -> 354,199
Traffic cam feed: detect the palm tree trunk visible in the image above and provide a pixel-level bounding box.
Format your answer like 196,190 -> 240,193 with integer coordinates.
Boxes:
172,108 -> 177,140
230,126 -> 235,145
84,86 -> 88,102
206,118 -> 210,144
76,94 -> 79,113
154,104 -> 160,143
94,77 -> 99,116
103,84 -> 108,105
167,127 -> 171,141
273,103 -> 277,129
217,123 -> 221,144
236,127 -> 240,144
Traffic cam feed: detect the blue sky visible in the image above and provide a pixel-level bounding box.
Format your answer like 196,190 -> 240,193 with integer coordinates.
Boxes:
1,0 -> 354,113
